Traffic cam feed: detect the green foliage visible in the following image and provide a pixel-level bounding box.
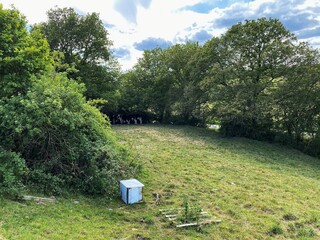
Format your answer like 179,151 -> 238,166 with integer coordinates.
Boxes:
119,43 -> 202,124
120,17 -> 320,158
180,195 -> 202,224
39,6 -> 120,109
0,72 -> 135,195
273,43 -> 320,146
182,195 -> 190,223
78,60 -> 122,113
186,38 -> 222,125
165,42 -> 202,124
82,144 -> 137,196
0,4 -> 135,197
119,48 -> 167,119
0,147 -> 27,196
41,7 -> 110,65
204,18 -> 296,139
0,5 -> 51,98
304,137 -> 320,158
27,169 -> 65,195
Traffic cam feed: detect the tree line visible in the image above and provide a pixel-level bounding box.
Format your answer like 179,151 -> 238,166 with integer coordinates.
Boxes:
118,19 -> 320,158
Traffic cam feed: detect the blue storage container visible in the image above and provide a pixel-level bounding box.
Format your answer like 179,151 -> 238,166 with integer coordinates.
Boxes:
120,179 -> 144,204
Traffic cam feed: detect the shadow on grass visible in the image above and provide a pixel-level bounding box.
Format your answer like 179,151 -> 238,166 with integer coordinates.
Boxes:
128,124 -> 320,181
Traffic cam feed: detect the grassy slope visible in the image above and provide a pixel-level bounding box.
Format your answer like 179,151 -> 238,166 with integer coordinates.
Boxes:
1,124 -> 320,239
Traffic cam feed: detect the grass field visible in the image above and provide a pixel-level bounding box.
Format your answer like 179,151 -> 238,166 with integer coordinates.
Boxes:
1,124 -> 320,239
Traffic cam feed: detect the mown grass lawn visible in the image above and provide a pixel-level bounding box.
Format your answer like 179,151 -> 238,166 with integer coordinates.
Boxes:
1,124 -> 320,239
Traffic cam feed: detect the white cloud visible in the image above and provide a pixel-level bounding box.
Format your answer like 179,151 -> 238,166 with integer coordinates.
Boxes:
297,0 -> 320,10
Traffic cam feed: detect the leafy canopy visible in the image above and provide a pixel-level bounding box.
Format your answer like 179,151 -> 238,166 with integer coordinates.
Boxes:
0,4 -> 51,98
39,7 -> 121,112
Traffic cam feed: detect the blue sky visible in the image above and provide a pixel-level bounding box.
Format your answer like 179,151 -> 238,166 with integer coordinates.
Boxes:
2,0 -> 320,71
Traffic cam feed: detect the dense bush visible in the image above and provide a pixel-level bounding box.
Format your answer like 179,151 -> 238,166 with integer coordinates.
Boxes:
220,117 -> 275,142
0,148 -> 26,196
0,72 -> 136,195
81,144 -> 138,196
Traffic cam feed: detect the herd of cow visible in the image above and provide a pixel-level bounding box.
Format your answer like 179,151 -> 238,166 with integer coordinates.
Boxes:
111,114 -> 143,125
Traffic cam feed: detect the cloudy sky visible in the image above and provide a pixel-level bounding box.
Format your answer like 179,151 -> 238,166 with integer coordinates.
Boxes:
2,0 -> 320,71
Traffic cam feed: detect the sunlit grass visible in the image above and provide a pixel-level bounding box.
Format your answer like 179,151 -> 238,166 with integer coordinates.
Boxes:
1,124 -> 320,239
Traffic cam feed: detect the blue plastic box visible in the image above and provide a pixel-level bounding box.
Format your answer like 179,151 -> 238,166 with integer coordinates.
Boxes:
120,179 -> 144,204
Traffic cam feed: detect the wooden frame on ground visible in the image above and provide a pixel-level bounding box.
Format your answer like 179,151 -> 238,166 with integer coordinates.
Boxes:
159,207 -> 221,228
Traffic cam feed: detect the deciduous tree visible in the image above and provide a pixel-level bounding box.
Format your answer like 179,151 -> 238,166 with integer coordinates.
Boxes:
0,4 -> 51,98
205,18 -> 296,139
40,7 -> 119,110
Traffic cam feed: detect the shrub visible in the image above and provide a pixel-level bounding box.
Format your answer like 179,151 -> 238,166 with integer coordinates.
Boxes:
26,169 -> 65,195
0,73 -> 136,195
80,144 -> 138,196
220,118 -> 275,141
0,148 -> 27,196
303,137 -> 320,158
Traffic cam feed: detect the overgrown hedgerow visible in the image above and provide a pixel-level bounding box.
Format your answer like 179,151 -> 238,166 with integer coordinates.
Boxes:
0,73 -> 136,196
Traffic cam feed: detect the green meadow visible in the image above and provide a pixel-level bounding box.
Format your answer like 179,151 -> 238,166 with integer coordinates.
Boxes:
1,125 -> 320,239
